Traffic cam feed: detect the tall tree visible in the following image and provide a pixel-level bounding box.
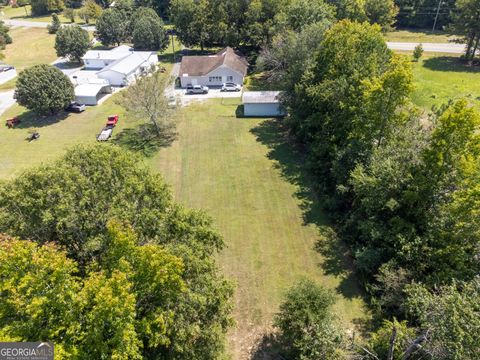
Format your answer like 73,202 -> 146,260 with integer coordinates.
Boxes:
55,25 -> 90,62
450,0 -> 480,63
95,8 -> 130,46
132,7 -> 168,51
365,0 -> 399,31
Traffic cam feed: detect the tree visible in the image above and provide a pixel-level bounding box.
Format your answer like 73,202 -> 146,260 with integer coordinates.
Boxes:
405,279 -> 480,359
47,13 -> 61,34
14,64 -> 74,115
450,0 -> 480,63
30,0 -> 65,15
55,25 -> 90,62
78,0 -> 103,24
364,0 -> 398,31
279,0 -> 336,32
119,69 -> 173,137
413,43 -> 423,61
132,7 -> 168,51
0,145 -> 233,358
95,8 -> 129,46
274,279 -> 345,359
63,7 -> 76,22
0,21 -> 12,46
328,0 -> 367,22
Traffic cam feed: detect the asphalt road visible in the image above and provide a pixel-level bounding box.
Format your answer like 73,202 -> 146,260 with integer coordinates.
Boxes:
386,41 -> 466,54
4,19 -> 95,32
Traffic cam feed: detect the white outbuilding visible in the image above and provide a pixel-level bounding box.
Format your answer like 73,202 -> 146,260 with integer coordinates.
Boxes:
242,91 -> 285,117
74,83 -> 111,105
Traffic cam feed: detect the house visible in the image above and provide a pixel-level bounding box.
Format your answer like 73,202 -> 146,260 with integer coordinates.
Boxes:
242,91 -> 285,117
96,51 -> 158,86
82,45 -> 132,70
179,47 -> 248,88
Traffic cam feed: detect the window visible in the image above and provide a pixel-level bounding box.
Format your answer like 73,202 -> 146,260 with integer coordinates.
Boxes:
209,76 -> 222,82
227,76 -> 233,82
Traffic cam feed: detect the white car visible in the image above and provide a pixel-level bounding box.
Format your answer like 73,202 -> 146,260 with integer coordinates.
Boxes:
97,127 -> 113,141
186,84 -> 209,94
221,82 -> 241,92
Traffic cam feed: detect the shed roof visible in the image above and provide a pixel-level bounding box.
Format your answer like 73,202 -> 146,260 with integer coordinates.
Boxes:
75,83 -> 107,97
180,47 -> 248,77
242,91 -> 282,104
82,45 -> 132,61
97,52 -> 156,76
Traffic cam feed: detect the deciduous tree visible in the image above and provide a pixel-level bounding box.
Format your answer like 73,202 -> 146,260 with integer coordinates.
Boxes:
55,25 -> 90,62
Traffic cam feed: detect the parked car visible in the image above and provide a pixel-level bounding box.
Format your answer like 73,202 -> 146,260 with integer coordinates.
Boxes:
186,84 -> 209,95
97,126 -> 113,141
67,102 -> 86,113
221,83 -> 241,92
106,115 -> 119,127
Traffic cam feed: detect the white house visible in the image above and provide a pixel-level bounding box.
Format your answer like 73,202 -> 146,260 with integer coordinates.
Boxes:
242,91 -> 285,117
179,47 -> 248,88
96,51 -> 158,86
82,45 -> 132,70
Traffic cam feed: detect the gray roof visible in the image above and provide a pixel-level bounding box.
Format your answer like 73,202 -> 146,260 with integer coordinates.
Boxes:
82,45 -> 132,61
180,47 -> 248,77
242,91 -> 282,104
97,52 -> 157,76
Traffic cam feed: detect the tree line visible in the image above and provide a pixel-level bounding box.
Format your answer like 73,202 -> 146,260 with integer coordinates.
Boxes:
258,13 -> 480,359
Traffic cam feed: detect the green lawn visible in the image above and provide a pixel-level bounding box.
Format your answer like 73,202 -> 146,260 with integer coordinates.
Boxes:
0,98 -> 369,358
385,29 -> 460,43
409,53 -> 480,110
1,5 -> 89,24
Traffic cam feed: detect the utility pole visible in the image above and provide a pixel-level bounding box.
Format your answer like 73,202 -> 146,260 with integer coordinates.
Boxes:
432,0 -> 442,32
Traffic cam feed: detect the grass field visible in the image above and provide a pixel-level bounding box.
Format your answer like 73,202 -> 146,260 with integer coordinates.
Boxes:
0,97 -> 369,358
385,29 -> 460,43
1,5 -> 89,24
409,53 -> 480,110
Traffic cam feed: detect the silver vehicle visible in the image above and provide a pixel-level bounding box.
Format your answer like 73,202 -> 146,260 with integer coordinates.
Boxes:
186,84 -> 209,94
221,82 -> 241,92
97,127 -> 113,141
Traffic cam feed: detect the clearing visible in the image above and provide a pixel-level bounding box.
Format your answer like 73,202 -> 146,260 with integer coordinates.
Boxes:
385,28 -> 460,43
1,5 -> 89,24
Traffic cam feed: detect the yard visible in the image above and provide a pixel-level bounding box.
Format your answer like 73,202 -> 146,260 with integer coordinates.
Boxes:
1,5 -> 89,24
410,53 -> 480,110
385,28 -> 460,43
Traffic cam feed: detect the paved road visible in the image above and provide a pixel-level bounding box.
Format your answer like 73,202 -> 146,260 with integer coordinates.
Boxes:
387,41 -> 466,54
0,90 -> 15,116
4,19 -> 95,31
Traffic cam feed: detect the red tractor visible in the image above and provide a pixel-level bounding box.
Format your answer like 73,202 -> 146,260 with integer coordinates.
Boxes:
106,115 -> 119,127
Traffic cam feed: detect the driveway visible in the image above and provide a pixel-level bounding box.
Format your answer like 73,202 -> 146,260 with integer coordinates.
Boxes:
387,42 -> 466,54
0,90 -> 15,116
173,88 -> 242,106
0,69 -> 17,85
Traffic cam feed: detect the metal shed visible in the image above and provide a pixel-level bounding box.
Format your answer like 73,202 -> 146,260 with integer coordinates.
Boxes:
242,91 -> 285,117
74,84 -> 110,106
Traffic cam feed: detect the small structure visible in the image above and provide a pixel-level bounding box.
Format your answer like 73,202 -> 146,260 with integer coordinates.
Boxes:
242,91 -> 285,117
74,83 -> 111,105
179,47 -> 248,88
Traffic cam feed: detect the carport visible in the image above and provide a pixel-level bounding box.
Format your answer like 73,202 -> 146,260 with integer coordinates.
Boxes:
74,84 -> 111,105
242,91 -> 285,117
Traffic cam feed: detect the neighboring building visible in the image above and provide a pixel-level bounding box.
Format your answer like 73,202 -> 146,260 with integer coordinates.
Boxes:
74,83 -> 112,105
97,51 -> 158,86
179,47 -> 248,88
242,91 -> 285,117
82,45 -> 132,70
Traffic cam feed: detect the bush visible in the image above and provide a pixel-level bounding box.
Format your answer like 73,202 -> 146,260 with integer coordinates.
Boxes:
63,8 -> 76,22
413,43 -> 424,62
31,0 -> 64,16
14,64 -> 74,115
55,25 -> 89,63
47,13 -> 61,34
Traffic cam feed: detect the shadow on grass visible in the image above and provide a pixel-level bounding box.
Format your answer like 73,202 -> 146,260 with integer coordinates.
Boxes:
250,119 -> 365,302
11,110 -> 69,129
423,56 -> 480,73
113,123 -> 177,157
250,334 -> 284,360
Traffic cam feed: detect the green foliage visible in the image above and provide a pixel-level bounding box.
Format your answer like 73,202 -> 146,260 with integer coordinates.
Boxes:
95,8 -> 129,46
31,0 -> 65,15
0,145 -> 233,359
364,0 -> 398,31
413,43 -> 423,61
55,25 -> 89,62
395,0 -> 456,29
405,279 -> 480,359
329,0 -> 367,22
47,13 -> 61,34
278,0 -> 336,32
14,64 -> 74,115
132,7 -> 168,51
366,318 -> 417,359
274,279 -> 344,359
78,0 -> 103,24
63,7 -> 76,22
450,0 -> 480,62
0,21 -> 12,47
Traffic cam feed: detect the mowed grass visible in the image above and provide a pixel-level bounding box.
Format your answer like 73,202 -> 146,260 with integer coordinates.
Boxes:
0,94 -> 134,178
385,28 -> 460,43
150,99 -> 368,359
409,53 -> 480,110
1,5 -> 86,24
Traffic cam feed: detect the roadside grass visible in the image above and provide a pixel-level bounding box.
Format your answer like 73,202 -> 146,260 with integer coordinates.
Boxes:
409,53 -> 480,110
1,5 -> 89,24
0,27 -> 57,90
0,94 -> 134,179
157,35 -> 182,74
150,99 -> 369,359
385,28 -> 461,43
